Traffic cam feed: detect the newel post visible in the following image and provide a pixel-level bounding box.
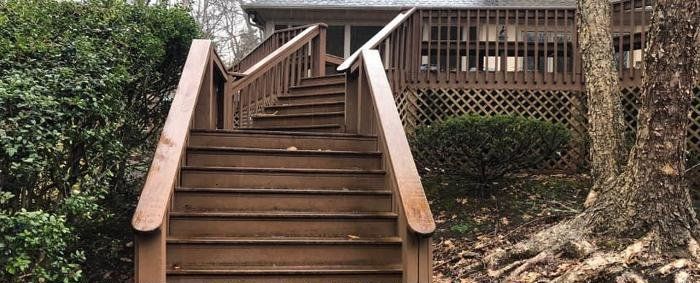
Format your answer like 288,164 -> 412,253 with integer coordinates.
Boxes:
344,69 -> 360,133
312,25 -> 327,77
134,218 -> 167,283
193,52 -> 214,129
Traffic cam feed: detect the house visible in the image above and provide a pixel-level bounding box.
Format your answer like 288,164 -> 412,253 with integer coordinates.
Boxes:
243,0 -> 645,73
241,0 -> 665,171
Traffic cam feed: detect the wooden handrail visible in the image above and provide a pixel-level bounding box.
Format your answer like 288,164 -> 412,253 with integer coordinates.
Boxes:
231,24 -> 324,93
359,49 -> 435,236
232,24 -> 321,73
325,53 -> 344,66
337,8 -> 416,72
131,40 -> 215,233
227,23 -> 326,128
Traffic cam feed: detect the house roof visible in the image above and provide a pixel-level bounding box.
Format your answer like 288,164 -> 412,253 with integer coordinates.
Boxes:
242,0 -> 579,10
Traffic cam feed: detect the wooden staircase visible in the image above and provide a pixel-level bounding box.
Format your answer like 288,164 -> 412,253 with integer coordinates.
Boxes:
248,74 -> 347,132
169,74 -> 405,282
133,22 -> 434,283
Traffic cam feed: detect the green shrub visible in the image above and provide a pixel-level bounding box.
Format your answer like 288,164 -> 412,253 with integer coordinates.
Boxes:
0,0 -> 199,281
411,115 -> 571,183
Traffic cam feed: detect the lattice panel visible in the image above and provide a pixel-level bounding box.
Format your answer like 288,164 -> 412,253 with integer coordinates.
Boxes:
399,86 -> 700,172
619,86 -> 700,154
398,87 -> 587,170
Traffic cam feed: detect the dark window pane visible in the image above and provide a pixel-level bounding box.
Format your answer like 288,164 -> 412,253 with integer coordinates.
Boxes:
351,26 -> 382,53
326,26 -> 344,57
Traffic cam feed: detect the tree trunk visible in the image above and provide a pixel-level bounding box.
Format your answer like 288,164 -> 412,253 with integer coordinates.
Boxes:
486,1 -> 699,276
576,0 -> 627,204
584,0 -> 699,249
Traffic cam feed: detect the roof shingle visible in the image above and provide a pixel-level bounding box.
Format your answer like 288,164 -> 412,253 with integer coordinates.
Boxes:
243,0 -> 578,10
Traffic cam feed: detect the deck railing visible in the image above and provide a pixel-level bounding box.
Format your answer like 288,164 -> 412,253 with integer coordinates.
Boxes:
131,39 -> 229,283
227,24 -> 327,128
231,24 -> 317,73
339,0 -> 651,92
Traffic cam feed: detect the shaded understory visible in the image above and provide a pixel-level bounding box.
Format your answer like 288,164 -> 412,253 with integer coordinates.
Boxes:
428,172 -> 700,282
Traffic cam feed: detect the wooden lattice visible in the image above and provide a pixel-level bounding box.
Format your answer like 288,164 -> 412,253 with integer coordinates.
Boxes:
399,86 -> 700,171
620,86 -> 700,154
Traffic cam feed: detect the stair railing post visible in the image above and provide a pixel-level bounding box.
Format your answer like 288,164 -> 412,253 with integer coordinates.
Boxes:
134,216 -> 167,283
193,53 -> 214,129
312,25 -> 327,77
345,70 -> 359,133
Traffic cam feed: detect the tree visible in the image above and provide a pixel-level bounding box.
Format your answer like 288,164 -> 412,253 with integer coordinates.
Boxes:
485,0 -> 700,281
577,0 -> 627,207
190,0 -> 262,65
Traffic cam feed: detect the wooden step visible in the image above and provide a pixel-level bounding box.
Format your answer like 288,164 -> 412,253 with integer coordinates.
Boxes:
180,167 -> 385,189
276,91 -> 344,104
189,129 -> 377,151
166,265 -> 402,283
251,111 -> 344,128
299,74 -> 346,87
172,187 -> 392,213
265,101 -> 345,115
186,147 -> 382,170
246,123 -> 344,133
288,82 -> 345,96
168,212 -> 398,238
166,237 -> 402,269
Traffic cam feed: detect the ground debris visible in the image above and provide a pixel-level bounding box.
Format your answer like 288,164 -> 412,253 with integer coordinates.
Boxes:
429,174 -> 700,282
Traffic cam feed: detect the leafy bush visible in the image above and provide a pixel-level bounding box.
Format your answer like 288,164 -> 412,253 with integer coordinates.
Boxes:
411,115 -> 571,183
0,209 -> 83,282
0,0 -> 199,281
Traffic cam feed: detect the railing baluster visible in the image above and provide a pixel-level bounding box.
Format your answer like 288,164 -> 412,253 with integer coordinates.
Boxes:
466,9 -> 471,84
553,9 -> 559,84
630,0 -> 635,80
437,10 -> 442,82
485,9 -> 490,83
446,10 -> 451,83
564,10 -> 569,84
641,0 -> 646,75
456,9 -> 462,84
618,2 -> 623,79
515,9 -> 520,84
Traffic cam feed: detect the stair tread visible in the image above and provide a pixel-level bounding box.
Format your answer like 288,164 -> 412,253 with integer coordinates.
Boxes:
166,236 -> 402,245
301,74 -> 346,80
251,111 -> 344,119
191,128 -> 375,139
181,166 -> 385,174
266,101 -> 345,109
187,146 -> 380,156
175,187 -> 391,195
167,264 -> 402,275
290,81 -> 345,90
246,123 -> 342,130
170,211 -> 398,219
281,91 -> 345,98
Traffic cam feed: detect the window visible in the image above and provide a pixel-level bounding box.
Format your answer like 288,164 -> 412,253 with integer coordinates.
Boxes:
326,26 -> 344,57
351,26 -> 382,53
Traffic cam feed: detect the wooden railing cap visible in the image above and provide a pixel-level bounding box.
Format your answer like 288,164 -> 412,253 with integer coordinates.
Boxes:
231,24 -> 322,93
132,39 -> 215,233
357,49 -> 435,236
